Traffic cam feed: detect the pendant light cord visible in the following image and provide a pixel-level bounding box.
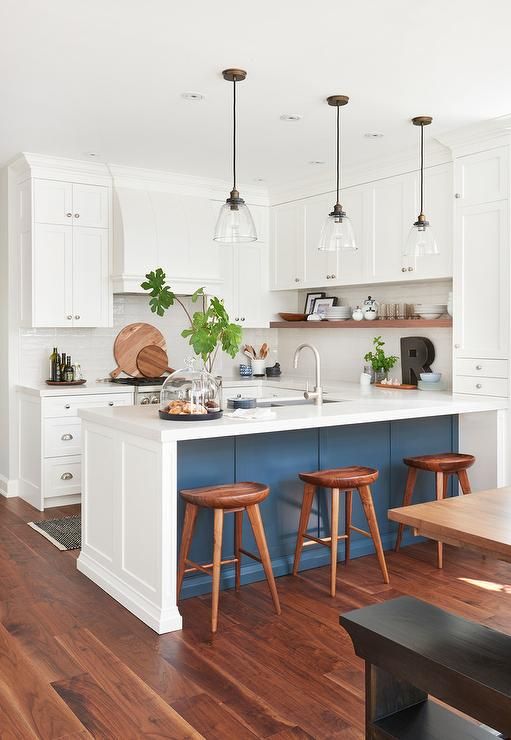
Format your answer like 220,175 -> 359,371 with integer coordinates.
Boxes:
420,122 -> 424,215
232,77 -> 237,191
336,104 -> 341,206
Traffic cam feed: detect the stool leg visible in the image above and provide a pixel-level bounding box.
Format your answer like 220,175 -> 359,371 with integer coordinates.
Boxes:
457,469 -> 472,495
246,504 -> 281,615
435,472 -> 444,569
330,488 -> 340,597
345,490 -> 352,565
211,508 -> 224,633
234,510 -> 243,592
359,485 -> 390,584
177,502 -> 199,599
443,473 -> 450,499
292,484 -> 315,576
395,467 -> 417,552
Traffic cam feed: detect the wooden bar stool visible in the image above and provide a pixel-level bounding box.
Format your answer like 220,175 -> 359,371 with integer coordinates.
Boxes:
177,481 -> 281,633
395,452 -> 475,568
293,466 -> 389,597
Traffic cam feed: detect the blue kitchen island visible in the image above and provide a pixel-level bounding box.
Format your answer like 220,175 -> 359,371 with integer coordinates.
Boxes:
77,381 -> 507,632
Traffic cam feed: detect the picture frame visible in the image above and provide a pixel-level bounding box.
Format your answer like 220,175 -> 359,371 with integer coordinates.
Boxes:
311,296 -> 338,318
304,291 -> 326,315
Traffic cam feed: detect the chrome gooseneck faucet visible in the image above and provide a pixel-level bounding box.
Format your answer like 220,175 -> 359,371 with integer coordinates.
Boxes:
293,343 -> 323,405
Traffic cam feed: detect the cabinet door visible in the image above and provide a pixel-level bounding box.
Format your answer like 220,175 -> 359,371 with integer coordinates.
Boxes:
72,227 -> 111,327
453,200 -> 509,358
72,184 -> 109,228
304,193 -> 333,287
34,180 -> 73,225
337,184 -> 367,284
33,224 -> 73,327
403,163 -> 453,279
455,146 -> 509,206
271,202 -> 306,289
236,242 -> 264,327
368,175 -> 408,282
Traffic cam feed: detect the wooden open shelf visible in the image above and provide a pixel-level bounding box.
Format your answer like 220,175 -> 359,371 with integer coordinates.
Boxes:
270,319 -> 452,329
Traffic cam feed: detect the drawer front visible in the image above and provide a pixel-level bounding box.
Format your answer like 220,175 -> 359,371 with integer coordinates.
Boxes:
44,418 -> 82,457
44,456 -> 81,498
454,375 -> 509,397
43,392 -> 132,418
455,358 -> 508,379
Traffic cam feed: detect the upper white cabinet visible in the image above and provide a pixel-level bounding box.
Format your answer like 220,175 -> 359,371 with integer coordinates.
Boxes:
453,146 -> 510,363
34,180 -> 109,228
16,174 -> 112,328
270,163 -> 453,290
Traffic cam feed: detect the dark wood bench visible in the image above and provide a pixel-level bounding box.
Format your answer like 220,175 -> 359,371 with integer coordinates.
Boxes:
340,595 -> 511,739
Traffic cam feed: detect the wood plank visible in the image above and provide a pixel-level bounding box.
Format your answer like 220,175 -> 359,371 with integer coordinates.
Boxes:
54,628 -> 203,738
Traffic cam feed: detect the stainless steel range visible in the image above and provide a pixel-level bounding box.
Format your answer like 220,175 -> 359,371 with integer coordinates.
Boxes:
110,377 -> 165,405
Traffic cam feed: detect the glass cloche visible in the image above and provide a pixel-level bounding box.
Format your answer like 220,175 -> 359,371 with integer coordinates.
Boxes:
159,359 -> 222,421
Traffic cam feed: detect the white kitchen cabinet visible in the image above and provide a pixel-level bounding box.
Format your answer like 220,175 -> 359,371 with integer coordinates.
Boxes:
72,227 -> 110,326
454,146 -> 509,206
33,224 -> 73,327
271,201 -> 306,289
34,179 -> 109,228
368,174 -> 409,282
303,193 -> 339,287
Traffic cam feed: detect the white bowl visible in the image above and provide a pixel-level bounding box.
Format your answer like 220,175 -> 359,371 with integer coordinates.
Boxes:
418,313 -> 443,320
420,372 -> 442,382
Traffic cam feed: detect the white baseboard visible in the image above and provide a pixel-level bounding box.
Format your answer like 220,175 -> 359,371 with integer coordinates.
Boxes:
77,551 -> 183,634
0,475 -> 18,498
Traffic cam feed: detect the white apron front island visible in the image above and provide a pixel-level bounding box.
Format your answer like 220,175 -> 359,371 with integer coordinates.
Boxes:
77,381 -> 507,633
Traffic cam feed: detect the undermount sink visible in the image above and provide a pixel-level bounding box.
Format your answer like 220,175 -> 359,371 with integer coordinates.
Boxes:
259,398 -> 343,407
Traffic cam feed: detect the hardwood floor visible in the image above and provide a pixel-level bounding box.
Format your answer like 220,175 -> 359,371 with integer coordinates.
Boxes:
0,497 -> 510,739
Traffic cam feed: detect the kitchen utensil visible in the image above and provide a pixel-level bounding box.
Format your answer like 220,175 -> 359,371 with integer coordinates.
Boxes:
279,313 -> 307,321
136,346 -> 174,378
265,363 -> 281,377
251,359 -> 266,376
244,344 -> 257,359
110,323 -> 167,378
259,343 -> 269,359
420,372 -> 442,382
375,383 -> 417,390
239,364 -> 253,377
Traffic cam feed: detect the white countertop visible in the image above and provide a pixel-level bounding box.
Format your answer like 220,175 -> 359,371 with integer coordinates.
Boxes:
78,379 -> 508,443
17,381 -> 135,397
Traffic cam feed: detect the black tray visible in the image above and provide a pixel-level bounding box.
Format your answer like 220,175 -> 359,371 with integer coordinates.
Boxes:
159,410 -> 223,422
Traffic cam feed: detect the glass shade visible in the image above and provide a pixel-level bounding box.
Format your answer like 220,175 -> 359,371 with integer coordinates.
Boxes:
213,200 -> 257,244
318,211 -> 357,252
404,221 -> 439,257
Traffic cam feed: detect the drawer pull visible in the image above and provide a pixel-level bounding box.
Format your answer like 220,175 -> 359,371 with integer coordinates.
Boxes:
65,404 -> 71,409
61,472 -> 73,481
476,365 -> 483,370
476,383 -> 482,389
108,401 -> 114,406
61,433 -> 73,441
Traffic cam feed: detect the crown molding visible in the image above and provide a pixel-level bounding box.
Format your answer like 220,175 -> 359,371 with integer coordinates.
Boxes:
435,114 -> 511,155
9,152 -> 112,185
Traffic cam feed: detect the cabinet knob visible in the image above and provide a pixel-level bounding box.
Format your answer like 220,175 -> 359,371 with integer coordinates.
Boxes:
65,404 -> 71,409
454,343 -> 460,349
476,364 -> 483,370
331,274 -> 336,279
235,317 -> 239,321
61,472 -> 73,481
108,401 -> 114,406
74,213 -> 80,218
408,266 -> 414,272
294,277 -> 300,282
66,212 -> 72,218
476,383 -> 482,389
455,193 -> 462,199
240,317 -> 245,322
61,433 -> 73,441
74,315 -> 80,320
67,315 -> 72,320
401,267 -> 407,272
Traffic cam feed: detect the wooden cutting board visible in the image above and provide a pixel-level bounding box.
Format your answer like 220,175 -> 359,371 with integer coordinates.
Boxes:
136,346 -> 174,378
110,323 -> 167,378
375,383 -> 417,390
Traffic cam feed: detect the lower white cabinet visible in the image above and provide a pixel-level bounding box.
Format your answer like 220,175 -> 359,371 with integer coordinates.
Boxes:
17,389 -> 132,510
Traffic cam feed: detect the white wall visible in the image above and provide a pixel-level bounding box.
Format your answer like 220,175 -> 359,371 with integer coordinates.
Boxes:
0,168 -> 9,487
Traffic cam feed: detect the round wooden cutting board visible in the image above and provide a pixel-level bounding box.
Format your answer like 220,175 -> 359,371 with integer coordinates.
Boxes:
136,346 -> 174,378
110,323 -> 167,378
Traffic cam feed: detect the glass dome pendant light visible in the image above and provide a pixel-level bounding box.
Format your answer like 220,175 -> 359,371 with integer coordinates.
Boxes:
213,68 -> 257,244
318,95 -> 357,252
405,115 -> 439,258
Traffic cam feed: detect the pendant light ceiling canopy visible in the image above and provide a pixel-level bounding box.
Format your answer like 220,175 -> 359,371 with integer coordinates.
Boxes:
404,115 -> 439,258
318,94 -> 357,253
213,68 -> 257,244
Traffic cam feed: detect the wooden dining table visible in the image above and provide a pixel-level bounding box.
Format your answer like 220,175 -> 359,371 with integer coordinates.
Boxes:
388,487 -> 511,563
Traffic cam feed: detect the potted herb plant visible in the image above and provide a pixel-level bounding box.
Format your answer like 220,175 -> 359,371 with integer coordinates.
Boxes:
364,336 -> 398,383
141,268 -> 242,373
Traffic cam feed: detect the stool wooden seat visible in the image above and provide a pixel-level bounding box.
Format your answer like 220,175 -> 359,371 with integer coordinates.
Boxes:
177,481 -> 281,632
395,452 -> 475,568
293,466 -> 389,597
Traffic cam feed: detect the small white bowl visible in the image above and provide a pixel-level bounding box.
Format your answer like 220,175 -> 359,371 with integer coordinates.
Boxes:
420,372 -> 442,382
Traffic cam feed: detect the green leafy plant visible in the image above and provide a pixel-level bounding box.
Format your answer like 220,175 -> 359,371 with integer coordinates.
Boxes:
141,269 -> 242,372
364,336 -> 398,374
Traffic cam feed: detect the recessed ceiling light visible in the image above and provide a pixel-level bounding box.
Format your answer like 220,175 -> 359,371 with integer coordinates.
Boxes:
309,160 -> 326,165
253,177 -> 265,182
364,132 -> 384,139
84,152 -> 98,158
181,91 -> 205,102
280,113 -> 303,122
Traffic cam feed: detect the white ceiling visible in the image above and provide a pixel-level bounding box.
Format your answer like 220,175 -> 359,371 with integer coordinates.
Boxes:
2,0 -> 511,187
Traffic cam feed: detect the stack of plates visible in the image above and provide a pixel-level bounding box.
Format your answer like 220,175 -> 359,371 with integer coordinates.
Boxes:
324,306 -> 352,321
414,303 -> 447,320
